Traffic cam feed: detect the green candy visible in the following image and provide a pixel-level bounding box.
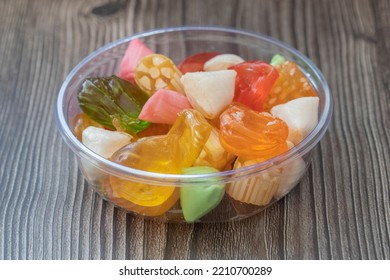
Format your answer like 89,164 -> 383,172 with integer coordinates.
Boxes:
77,75 -> 150,134
181,166 -> 225,222
270,54 -> 286,67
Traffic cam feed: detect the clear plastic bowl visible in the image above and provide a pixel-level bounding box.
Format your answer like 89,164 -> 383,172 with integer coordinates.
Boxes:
55,26 -> 333,223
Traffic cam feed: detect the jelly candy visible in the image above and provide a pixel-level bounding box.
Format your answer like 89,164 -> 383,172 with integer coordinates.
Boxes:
180,166 -> 225,222
178,52 -> 219,74
226,158 -> 281,206
271,96 -> 319,145
109,109 -> 212,216
118,39 -> 153,82
194,127 -> 236,170
112,109 -> 211,174
181,70 -> 236,119
134,54 -> 184,95
229,61 -> 279,112
72,112 -> 103,141
136,123 -> 171,138
219,103 -> 289,160
77,75 -> 150,134
138,88 -> 192,124
263,61 -> 318,111
74,45 -> 322,220
203,54 -> 244,71
107,189 -> 180,217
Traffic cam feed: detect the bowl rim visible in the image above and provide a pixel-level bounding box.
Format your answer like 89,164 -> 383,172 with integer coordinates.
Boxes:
55,25 -> 333,184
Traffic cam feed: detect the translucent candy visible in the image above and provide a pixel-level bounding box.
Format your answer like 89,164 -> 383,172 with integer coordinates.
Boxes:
219,103 -> 289,160
77,75 -> 150,134
263,61 -> 318,111
178,52 -> 219,74
194,127 -> 236,170
72,112 -> 103,141
135,54 -> 184,95
109,109 -> 212,216
230,61 -> 278,112
136,123 -> 171,138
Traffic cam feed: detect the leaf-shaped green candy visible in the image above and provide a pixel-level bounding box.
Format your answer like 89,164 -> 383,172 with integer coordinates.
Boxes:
77,75 -> 150,134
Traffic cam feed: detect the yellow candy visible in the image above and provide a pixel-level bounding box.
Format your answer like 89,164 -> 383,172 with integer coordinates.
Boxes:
135,54 -> 184,95
194,127 -> 236,170
109,109 -> 212,216
72,112 -> 103,141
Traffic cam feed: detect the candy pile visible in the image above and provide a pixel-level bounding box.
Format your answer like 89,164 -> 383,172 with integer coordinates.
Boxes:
74,38 -> 319,222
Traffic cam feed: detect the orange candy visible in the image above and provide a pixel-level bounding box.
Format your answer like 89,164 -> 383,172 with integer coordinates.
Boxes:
263,61 -> 317,111
219,103 -> 289,160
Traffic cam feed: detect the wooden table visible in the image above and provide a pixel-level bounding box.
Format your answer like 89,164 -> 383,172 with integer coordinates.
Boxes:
1,0 -> 389,260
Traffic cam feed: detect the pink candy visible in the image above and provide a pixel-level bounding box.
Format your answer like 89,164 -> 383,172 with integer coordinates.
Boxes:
138,89 -> 192,124
118,38 -> 153,81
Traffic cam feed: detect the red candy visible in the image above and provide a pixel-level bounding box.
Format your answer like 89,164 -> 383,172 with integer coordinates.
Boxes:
178,52 -> 219,74
229,61 -> 279,112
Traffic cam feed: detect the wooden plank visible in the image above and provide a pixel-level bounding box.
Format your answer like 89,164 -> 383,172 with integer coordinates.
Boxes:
0,0 -> 389,260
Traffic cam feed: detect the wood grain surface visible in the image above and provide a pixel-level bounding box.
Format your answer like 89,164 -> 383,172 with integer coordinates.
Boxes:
0,0 -> 389,260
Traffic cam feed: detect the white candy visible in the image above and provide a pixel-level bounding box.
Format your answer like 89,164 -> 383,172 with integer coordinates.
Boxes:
181,70 -> 236,119
271,97 -> 319,145
82,126 -> 132,158
203,54 -> 244,71
80,127 -> 132,183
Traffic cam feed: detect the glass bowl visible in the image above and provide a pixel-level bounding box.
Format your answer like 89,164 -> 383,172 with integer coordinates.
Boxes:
55,26 -> 333,223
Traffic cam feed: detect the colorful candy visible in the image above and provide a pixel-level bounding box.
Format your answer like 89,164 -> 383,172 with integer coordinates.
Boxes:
135,54 -> 184,95
219,103 -> 289,160
203,54 -> 244,71
178,52 -> 219,74
72,112 -> 103,141
271,97 -> 319,145
73,39 -> 321,219
109,109 -> 212,216
263,60 -> 318,111
226,158 -> 281,206
194,127 -> 236,170
138,88 -> 192,124
118,38 -> 153,82
77,75 -> 150,134
82,126 -> 133,158
230,61 -> 279,112
136,123 -> 171,138
181,166 -> 225,222
181,70 -> 236,119
81,126 -> 132,184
